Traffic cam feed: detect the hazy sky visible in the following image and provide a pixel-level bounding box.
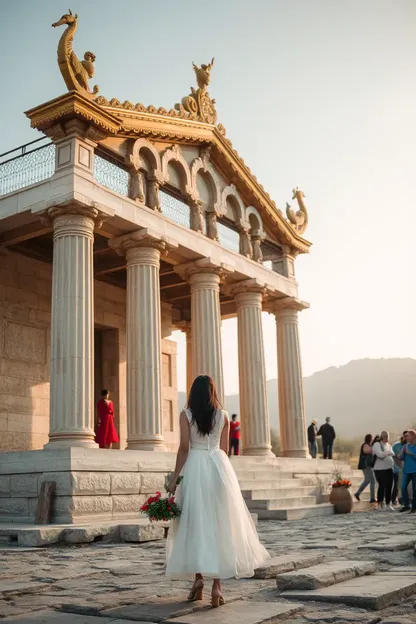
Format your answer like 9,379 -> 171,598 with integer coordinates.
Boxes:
1,1 -> 415,394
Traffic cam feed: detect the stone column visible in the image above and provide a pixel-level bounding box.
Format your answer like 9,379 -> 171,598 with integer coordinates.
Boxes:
234,282 -> 274,456
45,206 -> 100,448
110,230 -> 177,451
274,298 -> 309,458
189,268 -> 224,403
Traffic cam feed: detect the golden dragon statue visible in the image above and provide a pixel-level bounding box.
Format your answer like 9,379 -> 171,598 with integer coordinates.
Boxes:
286,188 -> 308,235
52,9 -> 99,97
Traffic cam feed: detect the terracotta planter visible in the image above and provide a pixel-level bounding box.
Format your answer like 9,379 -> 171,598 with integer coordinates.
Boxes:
329,486 -> 353,514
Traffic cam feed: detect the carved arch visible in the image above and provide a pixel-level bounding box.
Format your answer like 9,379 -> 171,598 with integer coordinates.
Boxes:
161,144 -> 193,196
190,159 -> 221,212
220,185 -> 246,223
127,138 -> 162,176
246,206 -> 264,235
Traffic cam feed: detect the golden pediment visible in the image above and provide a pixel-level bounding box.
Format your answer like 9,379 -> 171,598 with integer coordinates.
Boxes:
27,11 -> 311,253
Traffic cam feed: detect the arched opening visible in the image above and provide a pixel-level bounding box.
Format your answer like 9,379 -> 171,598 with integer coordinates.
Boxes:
217,196 -> 240,253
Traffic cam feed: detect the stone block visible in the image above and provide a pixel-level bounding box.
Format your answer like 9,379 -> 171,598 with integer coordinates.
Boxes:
63,526 -> 117,544
0,580 -> 49,597
105,599 -> 303,624
276,560 -> 376,591
254,552 -> 325,579
140,472 -> 167,493
17,527 -> 63,547
0,497 -> 28,516
120,523 -> 165,542
113,494 -> 146,514
71,472 -> 111,495
52,496 -> 112,522
38,471 -> 72,495
110,472 -> 141,494
10,473 -> 38,497
358,537 -> 416,551
282,573 -> 416,610
0,475 -> 11,496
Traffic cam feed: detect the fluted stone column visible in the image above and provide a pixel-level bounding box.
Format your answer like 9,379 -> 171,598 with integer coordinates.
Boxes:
183,323 -> 193,396
189,269 -> 224,403
111,230 -> 177,451
126,245 -> 166,450
45,206 -> 99,449
274,298 -> 309,458
234,283 -> 273,456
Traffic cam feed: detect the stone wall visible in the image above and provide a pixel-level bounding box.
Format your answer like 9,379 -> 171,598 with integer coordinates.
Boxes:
0,251 -> 179,453
0,449 -> 176,523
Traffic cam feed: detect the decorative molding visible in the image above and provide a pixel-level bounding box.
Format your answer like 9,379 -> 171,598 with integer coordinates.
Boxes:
25,91 -> 122,136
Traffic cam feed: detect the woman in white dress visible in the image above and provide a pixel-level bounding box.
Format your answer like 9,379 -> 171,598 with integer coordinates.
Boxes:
166,375 -> 269,607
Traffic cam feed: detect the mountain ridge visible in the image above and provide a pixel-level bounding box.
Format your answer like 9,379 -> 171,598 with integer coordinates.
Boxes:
178,358 -> 416,438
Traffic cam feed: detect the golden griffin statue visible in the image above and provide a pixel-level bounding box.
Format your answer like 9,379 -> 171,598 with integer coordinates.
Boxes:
176,58 -> 217,124
52,9 -> 99,97
286,188 -> 309,235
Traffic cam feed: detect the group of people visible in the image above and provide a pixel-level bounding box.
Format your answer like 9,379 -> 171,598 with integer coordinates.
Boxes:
355,430 -> 416,513
307,417 -> 336,459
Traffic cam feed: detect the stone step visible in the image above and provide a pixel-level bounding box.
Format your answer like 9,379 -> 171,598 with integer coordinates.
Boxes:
275,560 -> 376,591
256,503 -> 334,521
357,537 -> 416,551
236,471 -> 296,481
247,495 -> 318,510
103,597 -> 303,623
238,479 -> 309,491
281,572 -> 416,610
243,486 -> 322,500
254,551 -> 325,579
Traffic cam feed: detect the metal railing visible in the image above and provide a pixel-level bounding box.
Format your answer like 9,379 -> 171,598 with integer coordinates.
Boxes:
0,138 -> 55,196
217,221 -> 240,254
93,152 -> 129,196
160,190 -> 191,228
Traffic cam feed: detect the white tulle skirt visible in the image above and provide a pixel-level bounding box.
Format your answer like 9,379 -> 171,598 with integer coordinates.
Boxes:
166,448 -> 270,579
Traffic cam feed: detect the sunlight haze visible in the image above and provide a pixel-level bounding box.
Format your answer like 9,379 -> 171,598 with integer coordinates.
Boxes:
1,0 -> 415,394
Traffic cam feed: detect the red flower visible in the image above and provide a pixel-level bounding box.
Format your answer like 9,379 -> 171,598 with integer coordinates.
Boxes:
168,497 -> 175,504
155,491 -> 161,499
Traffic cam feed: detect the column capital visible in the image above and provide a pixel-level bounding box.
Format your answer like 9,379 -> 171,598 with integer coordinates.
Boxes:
175,257 -> 234,282
44,204 -> 105,240
175,320 -> 192,334
272,297 -> 309,317
109,227 -> 178,257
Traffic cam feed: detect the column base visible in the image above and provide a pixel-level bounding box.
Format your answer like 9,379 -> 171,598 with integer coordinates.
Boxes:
243,446 -> 275,457
126,439 -> 167,452
281,449 -> 311,459
44,436 -> 98,450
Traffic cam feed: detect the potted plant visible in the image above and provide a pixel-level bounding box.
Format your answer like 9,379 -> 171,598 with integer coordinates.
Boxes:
329,469 -> 353,514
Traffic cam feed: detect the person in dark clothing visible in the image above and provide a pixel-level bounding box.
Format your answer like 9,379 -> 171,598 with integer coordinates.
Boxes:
307,420 -> 318,458
318,417 -> 336,459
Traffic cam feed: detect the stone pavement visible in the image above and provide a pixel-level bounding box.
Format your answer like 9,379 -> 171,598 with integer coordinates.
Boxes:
0,511 -> 416,623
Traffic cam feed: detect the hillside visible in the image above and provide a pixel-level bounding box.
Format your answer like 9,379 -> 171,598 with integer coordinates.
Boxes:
178,358 -> 416,438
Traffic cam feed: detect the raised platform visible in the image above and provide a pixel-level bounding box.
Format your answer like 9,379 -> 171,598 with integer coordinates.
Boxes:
0,449 -> 362,527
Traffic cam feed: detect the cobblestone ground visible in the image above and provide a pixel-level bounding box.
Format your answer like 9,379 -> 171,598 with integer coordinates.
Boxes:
0,511 -> 415,623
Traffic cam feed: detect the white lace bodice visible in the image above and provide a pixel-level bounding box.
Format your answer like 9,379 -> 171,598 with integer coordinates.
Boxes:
185,408 -> 227,451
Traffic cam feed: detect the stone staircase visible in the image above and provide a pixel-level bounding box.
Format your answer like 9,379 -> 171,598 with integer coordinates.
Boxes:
231,456 -> 371,520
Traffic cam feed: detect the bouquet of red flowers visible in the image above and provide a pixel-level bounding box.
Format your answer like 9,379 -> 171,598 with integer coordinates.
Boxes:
331,478 -> 352,488
140,474 -> 183,522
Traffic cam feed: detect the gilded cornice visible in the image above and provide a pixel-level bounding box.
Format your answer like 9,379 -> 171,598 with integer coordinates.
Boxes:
25,91 -> 122,135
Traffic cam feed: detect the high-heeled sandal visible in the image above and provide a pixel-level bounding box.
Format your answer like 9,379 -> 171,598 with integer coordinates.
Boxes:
211,590 -> 224,608
187,578 -> 204,602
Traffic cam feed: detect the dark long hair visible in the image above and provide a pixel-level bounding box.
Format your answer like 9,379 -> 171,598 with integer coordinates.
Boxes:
364,433 -> 373,445
187,375 -> 221,436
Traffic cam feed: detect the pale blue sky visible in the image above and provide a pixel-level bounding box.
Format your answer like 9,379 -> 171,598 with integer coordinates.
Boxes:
1,1 -> 415,393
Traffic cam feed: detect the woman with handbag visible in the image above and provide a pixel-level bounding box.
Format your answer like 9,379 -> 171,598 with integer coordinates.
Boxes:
354,434 -> 376,504
372,431 -> 395,510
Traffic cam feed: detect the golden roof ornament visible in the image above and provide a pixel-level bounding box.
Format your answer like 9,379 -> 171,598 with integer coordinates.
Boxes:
176,58 -> 217,124
286,188 -> 308,235
52,9 -> 99,98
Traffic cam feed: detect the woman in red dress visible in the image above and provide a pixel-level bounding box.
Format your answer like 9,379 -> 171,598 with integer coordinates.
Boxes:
95,389 -> 119,449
